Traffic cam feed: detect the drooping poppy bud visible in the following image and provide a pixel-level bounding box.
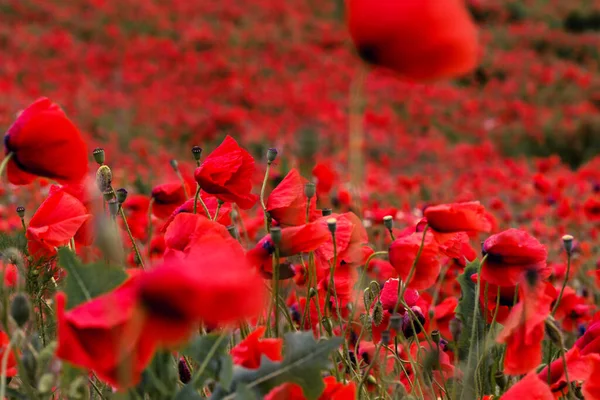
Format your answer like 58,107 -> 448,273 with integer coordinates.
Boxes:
346,0 -> 479,81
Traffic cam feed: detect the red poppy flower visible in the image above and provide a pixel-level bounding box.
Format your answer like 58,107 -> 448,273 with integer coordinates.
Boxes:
0,262 -> 18,288
501,371 -> 553,400
424,201 -> 492,234
151,182 -> 191,219
552,286 -> 593,332
481,229 -> 549,287
312,162 -> 336,196
497,280 -> 553,375
389,231 -> 441,290
575,320 -> 600,356
537,348 -> 592,397
346,0 -> 478,81
471,274 -> 516,325
372,278 -> 421,342
3,98 -> 88,185
138,239 -> 264,330
0,331 -> 17,377
230,327 -> 282,369
315,212 -> 368,265
433,297 -> 459,340
266,169 -> 318,226
55,281 -> 156,389
27,190 -> 91,258
583,196 -> 600,222
265,376 -> 356,400
49,183 -> 95,246
194,135 -> 258,209
163,213 -> 238,261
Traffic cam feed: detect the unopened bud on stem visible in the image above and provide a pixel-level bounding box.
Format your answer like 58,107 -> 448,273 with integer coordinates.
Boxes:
92,148 -> 105,165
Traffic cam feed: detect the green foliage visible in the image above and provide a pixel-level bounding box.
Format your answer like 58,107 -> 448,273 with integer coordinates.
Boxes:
181,334 -> 232,389
212,332 -> 343,400
57,247 -> 127,309
455,260 -> 485,362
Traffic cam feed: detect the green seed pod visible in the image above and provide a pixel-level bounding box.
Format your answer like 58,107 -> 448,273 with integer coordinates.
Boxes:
267,148 -> 278,163
92,147 -> 105,165
270,227 -> 282,246
304,182 -> 316,199
383,215 -> 393,231
16,206 -> 25,218
191,146 -> 203,162
116,188 -> 128,204
327,218 -> 337,235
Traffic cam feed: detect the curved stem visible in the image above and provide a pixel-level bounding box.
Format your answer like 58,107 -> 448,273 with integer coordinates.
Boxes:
213,200 -> 223,222
193,184 -> 211,218
0,153 -> 13,180
551,251 -> 571,316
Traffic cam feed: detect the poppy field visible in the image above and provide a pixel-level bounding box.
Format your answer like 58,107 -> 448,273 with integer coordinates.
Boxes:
1,0 -> 600,399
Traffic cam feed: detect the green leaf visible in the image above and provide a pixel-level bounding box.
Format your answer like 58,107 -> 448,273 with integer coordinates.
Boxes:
181,334 -> 231,388
212,331 -> 342,400
218,355 -> 234,391
234,384 -> 258,400
57,247 -> 127,309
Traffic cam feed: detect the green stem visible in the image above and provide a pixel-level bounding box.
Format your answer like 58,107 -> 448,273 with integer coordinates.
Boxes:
551,251 -> 571,316
0,153 -> 13,179
193,184 -> 211,218
272,247 -> 280,338
260,162 -> 272,233
190,333 -> 228,385
175,168 -> 190,199
119,207 -> 145,269
213,200 -> 223,222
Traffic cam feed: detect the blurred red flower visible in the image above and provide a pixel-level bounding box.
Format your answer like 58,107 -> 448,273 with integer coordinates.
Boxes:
265,376 -> 355,400
151,182 -> 190,219
500,371 -> 553,400
230,326 -> 282,369
266,168 -> 318,226
55,281 -> 156,389
4,98 -> 88,185
389,231 -> 441,290
0,331 -> 17,377
481,229 -> 549,287
27,190 -> 91,258
346,0 -> 478,81
194,135 -> 258,209
424,201 -> 492,234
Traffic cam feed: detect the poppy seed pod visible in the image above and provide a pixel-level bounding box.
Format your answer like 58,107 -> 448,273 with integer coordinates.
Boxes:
270,227 -> 282,246
16,206 -> 25,218
169,159 -> 179,171
267,148 -> 278,163
191,146 -> 202,162
10,293 -> 30,327
381,330 -> 391,346
389,313 -> 402,331
562,234 -> 574,255
304,182 -> 316,199
96,165 -> 112,192
116,188 -> 128,204
327,218 -> 337,234
383,215 -> 393,231
346,0 -> 479,81
322,208 -> 332,217
92,147 -> 105,165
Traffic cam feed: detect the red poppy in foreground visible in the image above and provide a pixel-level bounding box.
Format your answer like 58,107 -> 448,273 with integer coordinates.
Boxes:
194,135 -> 258,209
230,327 -> 283,369
481,229 -> 549,286
497,280 -> 553,375
55,281 -> 156,389
151,182 -> 191,219
3,97 -> 88,185
424,201 -> 492,234
27,189 -> 91,257
265,376 -> 356,400
500,371 -> 553,400
138,239 -> 264,330
346,0 -> 478,81
389,231 -> 441,290
266,168 -> 318,226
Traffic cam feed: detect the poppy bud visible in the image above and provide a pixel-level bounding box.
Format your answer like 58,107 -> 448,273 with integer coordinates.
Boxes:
11,293 -> 30,328
169,159 -> 179,171
270,227 -> 282,247
383,215 -> 393,231
363,288 -> 375,310
389,313 -> 402,331
116,188 -> 128,204
191,146 -> 203,162
431,330 -> 441,345
368,281 -> 381,298
322,208 -> 332,216
92,147 -> 105,165
16,206 -> 25,218
178,358 -> 191,383
227,225 -> 239,239
96,165 -> 112,192
545,317 -> 564,347
381,330 -> 391,345
372,301 -> 384,326
321,317 -> 333,335
449,318 -> 462,342
267,148 -> 278,163
327,218 -> 337,235
562,235 -> 574,255
308,287 -> 318,299
304,182 -> 316,199
108,199 -> 119,219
